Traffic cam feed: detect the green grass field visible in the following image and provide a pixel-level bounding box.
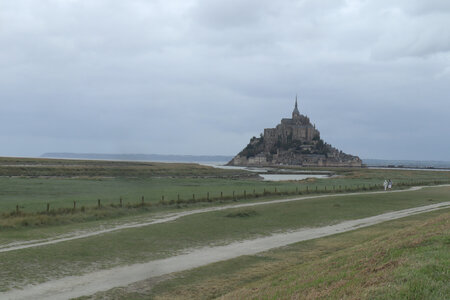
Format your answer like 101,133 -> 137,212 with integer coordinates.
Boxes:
1,158 -> 449,298
1,158 -> 449,223
0,185 -> 448,293
109,209 -> 447,300
0,157 -> 252,178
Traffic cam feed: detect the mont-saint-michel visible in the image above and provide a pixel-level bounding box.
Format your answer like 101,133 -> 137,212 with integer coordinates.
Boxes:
228,97 -> 362,167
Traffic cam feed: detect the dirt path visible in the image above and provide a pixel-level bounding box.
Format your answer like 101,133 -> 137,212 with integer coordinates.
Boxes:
2,201 -> 449,300
1,185 -> 447,253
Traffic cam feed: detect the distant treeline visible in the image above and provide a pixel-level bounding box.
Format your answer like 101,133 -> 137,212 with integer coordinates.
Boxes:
41,153 -> 233,163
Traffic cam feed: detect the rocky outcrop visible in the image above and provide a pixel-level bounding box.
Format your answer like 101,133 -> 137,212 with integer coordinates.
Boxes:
228,98 -> 362,167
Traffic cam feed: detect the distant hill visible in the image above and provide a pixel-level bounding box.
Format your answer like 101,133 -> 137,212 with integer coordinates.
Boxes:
41,153 -> 233,163
362,159 -> 450,169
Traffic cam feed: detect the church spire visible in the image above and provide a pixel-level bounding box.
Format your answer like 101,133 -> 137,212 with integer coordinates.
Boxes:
292,94 -> 300,118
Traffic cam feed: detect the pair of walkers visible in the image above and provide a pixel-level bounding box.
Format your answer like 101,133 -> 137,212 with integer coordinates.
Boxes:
383,179 -> 392,191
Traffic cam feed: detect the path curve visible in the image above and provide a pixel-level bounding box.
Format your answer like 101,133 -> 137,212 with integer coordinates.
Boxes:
2,201 -> 449,300
1,185 -> 448,253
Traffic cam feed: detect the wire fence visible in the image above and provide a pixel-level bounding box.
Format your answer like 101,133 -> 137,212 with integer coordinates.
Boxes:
4,180 -> 449,218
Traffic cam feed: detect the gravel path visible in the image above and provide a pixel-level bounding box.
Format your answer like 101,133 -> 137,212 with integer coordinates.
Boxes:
1,185 -> 447,253
2,200 -> 449,300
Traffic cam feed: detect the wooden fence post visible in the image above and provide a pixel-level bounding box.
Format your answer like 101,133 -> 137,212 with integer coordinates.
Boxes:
142,196 -> 145,205
98,199 -> 101,208
47,203 -> 50,212
73,201 -> 76,210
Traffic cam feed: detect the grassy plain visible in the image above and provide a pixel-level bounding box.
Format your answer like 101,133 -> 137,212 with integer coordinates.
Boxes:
0,156 -> 253,178
1,157 -> 449,298
91,208 -> 450,300
0,186 -> 449,293
1,157 -> 449,218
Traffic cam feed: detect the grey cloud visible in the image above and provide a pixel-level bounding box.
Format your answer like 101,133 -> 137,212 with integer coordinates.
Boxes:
0,0 -> 449,160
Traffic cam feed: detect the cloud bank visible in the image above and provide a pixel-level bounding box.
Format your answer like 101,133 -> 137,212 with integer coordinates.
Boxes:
0,0 -> 449,160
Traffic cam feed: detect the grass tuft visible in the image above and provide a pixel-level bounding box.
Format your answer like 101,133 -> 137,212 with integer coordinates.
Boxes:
225,209 -> 258,218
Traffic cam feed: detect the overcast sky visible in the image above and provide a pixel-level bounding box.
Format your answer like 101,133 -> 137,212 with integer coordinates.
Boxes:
1,0 -> 449,160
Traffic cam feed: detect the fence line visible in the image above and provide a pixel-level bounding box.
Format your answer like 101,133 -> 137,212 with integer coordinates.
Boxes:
5,180 -> 450,217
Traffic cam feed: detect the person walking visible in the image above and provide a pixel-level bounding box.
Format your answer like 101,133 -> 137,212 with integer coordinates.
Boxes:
388,179 -> 392,189
383,180 -> 388,191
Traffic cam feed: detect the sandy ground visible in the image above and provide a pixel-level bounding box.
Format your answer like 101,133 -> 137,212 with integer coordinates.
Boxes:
2,200 -> 449,300
1,185 -> 445,253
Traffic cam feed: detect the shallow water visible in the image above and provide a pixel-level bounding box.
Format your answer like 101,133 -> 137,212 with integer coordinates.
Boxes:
259,174 -> 329,181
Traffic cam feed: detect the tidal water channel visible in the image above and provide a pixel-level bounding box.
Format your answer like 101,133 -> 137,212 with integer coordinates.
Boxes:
205,163 -> 333,181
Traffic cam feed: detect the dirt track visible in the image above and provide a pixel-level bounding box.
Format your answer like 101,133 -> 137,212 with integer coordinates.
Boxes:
3,200 -> 449,300
0,185 -> 442,253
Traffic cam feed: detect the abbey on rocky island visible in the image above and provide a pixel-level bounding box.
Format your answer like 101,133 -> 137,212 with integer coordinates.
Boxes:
227,97 -> 362,167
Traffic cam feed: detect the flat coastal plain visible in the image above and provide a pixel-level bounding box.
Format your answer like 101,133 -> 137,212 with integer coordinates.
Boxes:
0,157 -> 449,299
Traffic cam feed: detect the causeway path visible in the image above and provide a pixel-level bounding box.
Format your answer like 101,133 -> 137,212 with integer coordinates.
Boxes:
2,200 -> 449,300
1,185 -> 448,253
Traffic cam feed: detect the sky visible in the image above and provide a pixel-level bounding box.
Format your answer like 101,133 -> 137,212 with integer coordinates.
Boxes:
1,0 -> 449,160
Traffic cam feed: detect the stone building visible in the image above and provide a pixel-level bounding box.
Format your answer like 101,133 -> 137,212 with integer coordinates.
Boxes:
263,96 -> 319,152
228,97 -> 362,167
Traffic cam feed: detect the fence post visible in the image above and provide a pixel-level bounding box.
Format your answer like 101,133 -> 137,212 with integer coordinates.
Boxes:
73,201 -> 76,210
47,203 -> 50,212
220,191 -> 223,200
142,196 -> 145,205
98,199 -> 101,208
16,205 -> 19,214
